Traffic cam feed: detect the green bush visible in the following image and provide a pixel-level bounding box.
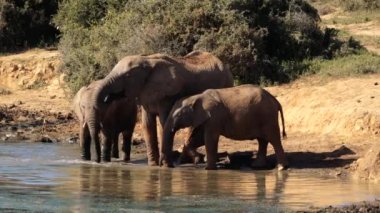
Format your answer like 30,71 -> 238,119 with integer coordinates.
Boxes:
55,0 -> 362,92
0,0 -> 59,52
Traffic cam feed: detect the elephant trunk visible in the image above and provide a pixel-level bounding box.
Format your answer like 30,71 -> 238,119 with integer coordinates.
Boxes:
87,118 -> 101,163
95,72 -> 132,109
80,122 -> 91,160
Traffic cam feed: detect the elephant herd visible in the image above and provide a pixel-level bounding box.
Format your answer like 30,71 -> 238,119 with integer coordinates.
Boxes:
72,51 -> 289,171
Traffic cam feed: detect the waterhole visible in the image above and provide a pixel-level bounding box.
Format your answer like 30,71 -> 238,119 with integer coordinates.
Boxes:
0,142 -> 379,212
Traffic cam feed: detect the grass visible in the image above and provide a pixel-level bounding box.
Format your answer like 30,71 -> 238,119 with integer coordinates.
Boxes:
25,80 -> 48,90
303,51 -> 380,78
323,10 -> 380,25
0,88 -> 11,95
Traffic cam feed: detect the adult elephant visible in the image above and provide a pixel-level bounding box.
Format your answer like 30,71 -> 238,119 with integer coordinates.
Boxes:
72,80 -> 137,163
94,51 -> 233,166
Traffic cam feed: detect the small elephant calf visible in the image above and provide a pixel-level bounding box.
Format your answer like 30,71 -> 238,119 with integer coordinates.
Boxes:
161,84 -> 288,170
72,80 -> 137,162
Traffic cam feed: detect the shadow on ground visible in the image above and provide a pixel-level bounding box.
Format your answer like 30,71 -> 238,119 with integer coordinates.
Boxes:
267,145 -> 357,169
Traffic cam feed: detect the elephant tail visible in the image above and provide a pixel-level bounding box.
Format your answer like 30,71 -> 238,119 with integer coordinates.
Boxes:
278,102 -> 287,140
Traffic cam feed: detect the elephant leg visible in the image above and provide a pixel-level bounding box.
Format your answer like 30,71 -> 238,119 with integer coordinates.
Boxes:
204,131 -> 219,170
80,122 -> 91,160
94,137 -> 101,163
122,130 -> 133,162
142,108 -> 159,166
158,108 -> 175,167
267,131 -> 288,171
112,133 -> 119,159
181,127 -> 205,164
251,138 -> 268,168
102,133 -> 113,162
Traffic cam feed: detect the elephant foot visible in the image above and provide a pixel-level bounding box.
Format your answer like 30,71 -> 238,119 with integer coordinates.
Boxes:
277,164 -> 289,171
123,156 -> 131,162
112,153 -> 119,159
161,162 -> 175,168
81,156 -> 91,161
251,158 -> 267,169
205,164 -> 217,170
81,152 -> 91,161
193,155 -> 204,165
96,157 -> 101,163
148,160 -> 159,166
102,155 -> 111,162
103,158 -> 111,163
159,154 -> 174,168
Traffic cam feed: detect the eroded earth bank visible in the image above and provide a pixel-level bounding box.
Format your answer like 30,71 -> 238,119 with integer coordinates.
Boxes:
0,49 -> 379,212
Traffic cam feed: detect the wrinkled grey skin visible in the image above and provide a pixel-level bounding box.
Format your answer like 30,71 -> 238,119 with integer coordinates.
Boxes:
162,85 -> 288,170
94,51 -> 233,166
72,80 -> 137,162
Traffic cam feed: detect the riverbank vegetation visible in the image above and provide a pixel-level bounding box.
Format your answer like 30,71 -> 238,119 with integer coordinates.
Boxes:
1,0 -> 379,92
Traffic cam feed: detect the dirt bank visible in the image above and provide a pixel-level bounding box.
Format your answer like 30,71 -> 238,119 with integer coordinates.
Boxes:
0,49 -> 379,184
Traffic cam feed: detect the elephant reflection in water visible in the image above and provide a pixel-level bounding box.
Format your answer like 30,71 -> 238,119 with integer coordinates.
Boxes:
73,166 -> 288,206
76,165 -> 174,202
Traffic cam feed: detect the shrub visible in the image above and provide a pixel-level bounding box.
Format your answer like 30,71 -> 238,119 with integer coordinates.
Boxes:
0,0 -> 59,52
55,0 -> 362,92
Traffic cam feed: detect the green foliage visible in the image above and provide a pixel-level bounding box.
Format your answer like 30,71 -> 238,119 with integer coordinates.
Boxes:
0,0 -> 59,52
55,0 -> 363,92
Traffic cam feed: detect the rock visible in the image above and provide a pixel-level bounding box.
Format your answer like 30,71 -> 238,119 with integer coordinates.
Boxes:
16,116 -> 28,122
50,95 -> 56,99
56,113 -> 66,120
330,145 -> 355,157
352,144 -> 380,182
38,135 -> 54,143
10,126 -> 18,132
132,138 -> 144,145
65,112 -> 74,120
67,136 -> 79,144
375,82 -> 379,86
14,100 -> 23,105
8,104 -> 16,109
0,111 -> 6,120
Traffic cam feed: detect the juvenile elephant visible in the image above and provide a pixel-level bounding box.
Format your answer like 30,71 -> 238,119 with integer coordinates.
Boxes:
72,80 -> 137,162
161,84 -> 288,170
94,51 -> 233,166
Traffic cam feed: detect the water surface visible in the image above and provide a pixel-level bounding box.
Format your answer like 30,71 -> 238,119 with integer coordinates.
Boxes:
0,142 -> 379,212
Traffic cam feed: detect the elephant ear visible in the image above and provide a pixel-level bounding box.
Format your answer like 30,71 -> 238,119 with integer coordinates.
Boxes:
139,58 -> 184,104
192,98 -> 211,128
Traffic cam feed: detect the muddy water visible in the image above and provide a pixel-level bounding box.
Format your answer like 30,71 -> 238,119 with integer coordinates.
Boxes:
0,142 -> 379,212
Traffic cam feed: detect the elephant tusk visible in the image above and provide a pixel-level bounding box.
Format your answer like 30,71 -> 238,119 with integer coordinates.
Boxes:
104,95 -> 109,103
171,128 -> 175,133
82,122 -> 87,129
100,122 -> 103,129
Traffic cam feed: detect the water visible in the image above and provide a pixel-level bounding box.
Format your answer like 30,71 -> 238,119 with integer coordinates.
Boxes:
0,142 -> 379,212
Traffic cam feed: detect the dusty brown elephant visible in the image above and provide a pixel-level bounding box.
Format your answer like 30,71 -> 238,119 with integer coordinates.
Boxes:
72,80 -> 137,162
161,84 -> 288,170
93,51 -> 233,166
